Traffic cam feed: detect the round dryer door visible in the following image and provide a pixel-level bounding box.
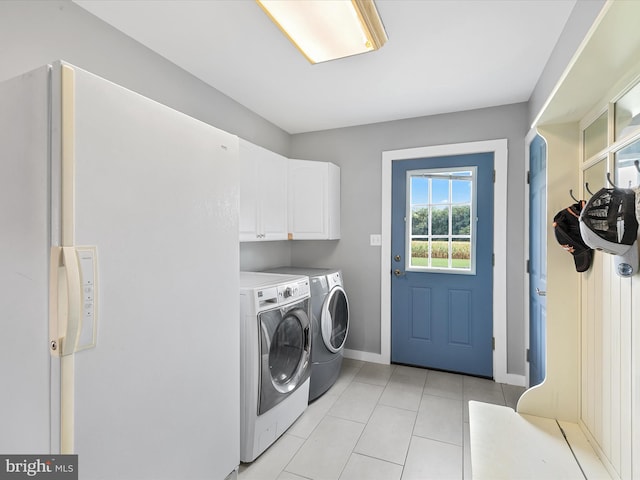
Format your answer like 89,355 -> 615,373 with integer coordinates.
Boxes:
321,286 -> 349,353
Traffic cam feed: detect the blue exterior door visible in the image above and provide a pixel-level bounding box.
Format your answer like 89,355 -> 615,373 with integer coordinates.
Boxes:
391,153 -> 494,377
528,135 -> 547,387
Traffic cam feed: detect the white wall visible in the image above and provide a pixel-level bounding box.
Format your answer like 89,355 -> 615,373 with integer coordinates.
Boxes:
581,252 -> 636,479
528,0 -> 606,126
519,2 -> 640,476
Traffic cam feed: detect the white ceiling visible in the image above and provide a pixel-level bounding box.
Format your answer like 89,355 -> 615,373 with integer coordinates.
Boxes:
74,0 -> 577,135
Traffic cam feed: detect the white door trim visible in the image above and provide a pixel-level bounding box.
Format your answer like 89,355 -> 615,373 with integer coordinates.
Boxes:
523,127 -> 538,389
380,139 -> 509,383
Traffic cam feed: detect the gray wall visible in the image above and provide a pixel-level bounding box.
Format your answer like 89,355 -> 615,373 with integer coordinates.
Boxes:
0,0 -> 290,155
290,104 -> 529,374
1,0 -> 603,378
239,242 -> 291,272
285,0 -> 606,377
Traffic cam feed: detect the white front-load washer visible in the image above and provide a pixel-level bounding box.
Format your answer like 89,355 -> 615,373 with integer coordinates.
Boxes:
239,272 -> 311,462
263,267 -> 350,401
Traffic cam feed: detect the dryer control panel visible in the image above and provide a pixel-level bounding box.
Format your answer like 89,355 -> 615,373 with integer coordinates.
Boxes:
326,271 -> 343,289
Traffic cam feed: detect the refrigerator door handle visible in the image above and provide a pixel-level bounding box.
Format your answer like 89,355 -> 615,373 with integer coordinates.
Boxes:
49,246 -> 82,356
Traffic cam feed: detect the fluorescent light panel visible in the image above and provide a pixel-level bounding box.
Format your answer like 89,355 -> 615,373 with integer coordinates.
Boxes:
257,0 -> 388,64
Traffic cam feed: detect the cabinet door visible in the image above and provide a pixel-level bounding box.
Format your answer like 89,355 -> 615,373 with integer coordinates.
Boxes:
239,139 -> 288,241
239,140 -> 260,241
260,149 -> 288,241
289,159 -> 328,239
289,159 -> 340,240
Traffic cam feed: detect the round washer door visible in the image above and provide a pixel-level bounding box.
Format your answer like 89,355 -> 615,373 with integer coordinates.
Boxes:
259,303 -> 311,415
321,286 -> 349,353
269,308 -> 310,392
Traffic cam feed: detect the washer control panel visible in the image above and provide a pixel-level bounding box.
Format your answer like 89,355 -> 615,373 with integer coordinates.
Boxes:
277,279 -> 309,303
242,272 -> 311,312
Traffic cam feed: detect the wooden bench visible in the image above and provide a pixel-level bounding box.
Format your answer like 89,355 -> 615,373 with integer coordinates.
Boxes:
469,401 -> 612,479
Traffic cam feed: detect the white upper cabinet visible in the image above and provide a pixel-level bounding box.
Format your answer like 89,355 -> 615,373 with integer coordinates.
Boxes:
288,159 -> 340,240
239,139 -> 288,241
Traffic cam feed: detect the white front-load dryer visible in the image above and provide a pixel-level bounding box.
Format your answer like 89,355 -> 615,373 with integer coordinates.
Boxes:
239,272 -> 311,462
263,267 -> 349,401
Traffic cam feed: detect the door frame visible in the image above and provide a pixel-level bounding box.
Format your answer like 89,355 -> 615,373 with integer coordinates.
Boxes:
524,128 -> 538,388
381,139 -> 509,383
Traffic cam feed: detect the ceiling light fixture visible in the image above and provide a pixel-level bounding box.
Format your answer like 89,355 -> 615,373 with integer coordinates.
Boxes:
256,0 -> 388,64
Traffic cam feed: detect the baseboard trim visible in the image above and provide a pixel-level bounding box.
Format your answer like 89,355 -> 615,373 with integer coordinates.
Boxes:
344,349 -> 527,387
505,373 -> 526,387
343,348 -> 387,365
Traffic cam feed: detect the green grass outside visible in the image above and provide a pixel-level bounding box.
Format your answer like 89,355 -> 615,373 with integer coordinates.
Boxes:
411,257 -> 471,268
411,240 -> 471,269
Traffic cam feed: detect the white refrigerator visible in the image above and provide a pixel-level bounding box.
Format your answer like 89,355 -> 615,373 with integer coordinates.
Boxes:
0,61 -> 240,479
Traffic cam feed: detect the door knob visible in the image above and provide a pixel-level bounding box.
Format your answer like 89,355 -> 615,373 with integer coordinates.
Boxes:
394,255 -> 401,262
394,269 -> 404,277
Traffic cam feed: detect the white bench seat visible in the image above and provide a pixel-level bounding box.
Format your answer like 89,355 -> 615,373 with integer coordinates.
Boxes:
469,401 -> 611,479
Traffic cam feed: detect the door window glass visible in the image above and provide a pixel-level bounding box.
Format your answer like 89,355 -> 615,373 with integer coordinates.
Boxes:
407,167 -> 476,273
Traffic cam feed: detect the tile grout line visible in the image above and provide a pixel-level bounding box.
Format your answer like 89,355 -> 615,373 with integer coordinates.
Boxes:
397,368 -> 430,479
462,375 -> 470,480
241,362 -> 516,479
282,363 -> 363,480
336,362 -> 395,480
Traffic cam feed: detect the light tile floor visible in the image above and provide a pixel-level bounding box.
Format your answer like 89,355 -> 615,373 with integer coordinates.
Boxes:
238,359 -> 526,480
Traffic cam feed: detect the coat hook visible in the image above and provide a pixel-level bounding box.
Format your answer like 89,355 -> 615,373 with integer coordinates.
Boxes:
585,182 -> 594,196
606,172 -> 618,188
569,189 -> 579,202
